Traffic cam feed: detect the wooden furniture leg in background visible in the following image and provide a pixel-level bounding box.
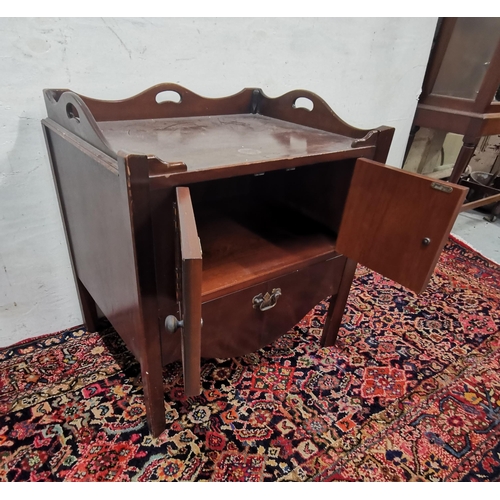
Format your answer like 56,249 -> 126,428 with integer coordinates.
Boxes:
403,125 -> 420,165
76,278 -> 99,333
449,136 -> 480,184
320,258 -> 357,347
403,128 -> 447,175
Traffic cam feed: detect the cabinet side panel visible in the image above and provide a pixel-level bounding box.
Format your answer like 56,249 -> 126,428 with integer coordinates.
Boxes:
44,126 -> 143,359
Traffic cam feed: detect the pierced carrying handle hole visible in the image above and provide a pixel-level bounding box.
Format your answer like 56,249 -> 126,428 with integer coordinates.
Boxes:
156,90 -> 182,104
66,103 -> 80,122
293,97 -> 314,111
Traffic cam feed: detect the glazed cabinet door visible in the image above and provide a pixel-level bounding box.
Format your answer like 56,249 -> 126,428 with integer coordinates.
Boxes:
173,187 -> 203,396
336,158 -> 468,293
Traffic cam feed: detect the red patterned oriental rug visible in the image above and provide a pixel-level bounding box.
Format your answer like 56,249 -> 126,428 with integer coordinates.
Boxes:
0,237 -> 499,482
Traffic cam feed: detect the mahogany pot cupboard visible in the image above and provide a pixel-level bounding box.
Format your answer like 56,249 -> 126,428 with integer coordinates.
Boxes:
41,84 -> 468,437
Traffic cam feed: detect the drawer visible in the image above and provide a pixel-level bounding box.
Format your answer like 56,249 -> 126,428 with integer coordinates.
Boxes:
200,255 -> 346,359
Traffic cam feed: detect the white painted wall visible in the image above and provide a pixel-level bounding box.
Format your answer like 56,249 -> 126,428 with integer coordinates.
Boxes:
0,17 -> 437,346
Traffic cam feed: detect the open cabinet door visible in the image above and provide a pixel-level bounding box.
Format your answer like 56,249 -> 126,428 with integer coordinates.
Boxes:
336,159 -> 468,294
175,187 -> 203,396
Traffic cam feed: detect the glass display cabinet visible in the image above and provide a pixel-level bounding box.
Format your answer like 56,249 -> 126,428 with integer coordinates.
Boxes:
407,17 -> 500,211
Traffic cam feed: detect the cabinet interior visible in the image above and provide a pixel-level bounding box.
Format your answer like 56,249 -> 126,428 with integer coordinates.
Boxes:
187,159 -> 356,301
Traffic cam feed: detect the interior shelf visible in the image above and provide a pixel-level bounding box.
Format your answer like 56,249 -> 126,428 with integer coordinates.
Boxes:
195,197 -> 338,301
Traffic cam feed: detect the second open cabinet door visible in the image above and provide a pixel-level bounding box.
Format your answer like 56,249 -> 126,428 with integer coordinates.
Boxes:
336,158 -> 468,294
175,187 -> 203,396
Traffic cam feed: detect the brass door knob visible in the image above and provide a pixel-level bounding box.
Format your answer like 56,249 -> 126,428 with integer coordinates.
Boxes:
165,315 -> 184,333
165,315 -> 203,333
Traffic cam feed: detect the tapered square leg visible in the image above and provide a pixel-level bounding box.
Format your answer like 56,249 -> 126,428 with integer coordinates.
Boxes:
76,278 -> 99,333
141,360 -> 166,438
320,258 -> 357,347
448,136 -> 480,184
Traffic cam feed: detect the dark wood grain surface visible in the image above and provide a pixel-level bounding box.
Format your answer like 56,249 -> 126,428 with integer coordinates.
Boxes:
42,120 -> 144,358
99,114 -> 365,170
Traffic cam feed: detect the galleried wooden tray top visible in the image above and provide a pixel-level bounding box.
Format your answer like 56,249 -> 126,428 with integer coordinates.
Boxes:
42,84 -> 467,436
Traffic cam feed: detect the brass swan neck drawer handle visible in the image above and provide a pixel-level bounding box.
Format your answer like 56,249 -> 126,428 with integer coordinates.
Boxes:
252,288 -> 282,311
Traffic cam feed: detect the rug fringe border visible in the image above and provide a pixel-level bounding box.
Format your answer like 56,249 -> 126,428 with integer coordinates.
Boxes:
1,324 -> 85,351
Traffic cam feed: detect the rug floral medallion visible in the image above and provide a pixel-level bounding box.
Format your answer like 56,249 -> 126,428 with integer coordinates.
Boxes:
0,237 -> 499,481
